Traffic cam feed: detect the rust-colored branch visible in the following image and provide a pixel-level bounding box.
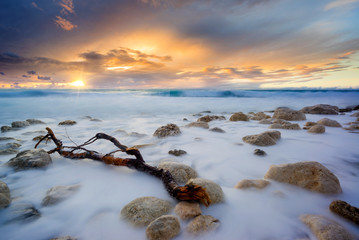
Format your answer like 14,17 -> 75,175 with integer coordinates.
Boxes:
35,128 -> 211,206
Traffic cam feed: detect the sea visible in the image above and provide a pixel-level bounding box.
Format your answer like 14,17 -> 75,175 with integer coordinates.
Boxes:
0,89 -> 359,239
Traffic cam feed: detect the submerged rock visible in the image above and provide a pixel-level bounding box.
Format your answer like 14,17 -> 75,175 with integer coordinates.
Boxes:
121,197 -> 172,227
0,148 -> 19,155
264,161 -> 342,194
329,200 -> 359,225
209,127 -> 225,133
351,112 -> 359,117
146,215 -> 180,240
153,124 -> 181,138
242,130 -> 281,146
58,120 -> 77,126
168,149 -> 187,156
186,122 -> 209,129
6,203 -> 41,223
174,201 -> 202,220
272,107 -> 306,121
250,112 -> 271,121
300,104 -> 339,115
7,149 -> 52,171
187,215 -> 220,235
308,125 -> 326,134
11,121 -> 30,128
158,162 -> 197,184
0,181 -> 11,208
258,119 -> 272,124
303,121 -> 317,130
1,126 -> 12,132
229,112 -> 249,121
317,118 -> 342,127
42,184 -> 81,206
269,122 -> 301,130
254,149 -> 267,156
197,115 -> 225,122
235,179 -> 270,189
0,137 -> 17,141
26,119 -> 45,125
186,178 -> 224,204
300,214 -> 356,240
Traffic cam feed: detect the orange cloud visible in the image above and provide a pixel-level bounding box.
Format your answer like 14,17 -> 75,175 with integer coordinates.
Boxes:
54,16 -> 77,31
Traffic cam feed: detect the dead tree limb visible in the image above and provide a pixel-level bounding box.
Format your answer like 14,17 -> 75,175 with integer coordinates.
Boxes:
35,127 -> 211,206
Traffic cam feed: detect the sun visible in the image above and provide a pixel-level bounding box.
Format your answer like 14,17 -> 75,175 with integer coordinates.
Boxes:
70,80 -> 85,87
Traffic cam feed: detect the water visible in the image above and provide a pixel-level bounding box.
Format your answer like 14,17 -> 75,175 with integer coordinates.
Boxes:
0,89 -> 359,239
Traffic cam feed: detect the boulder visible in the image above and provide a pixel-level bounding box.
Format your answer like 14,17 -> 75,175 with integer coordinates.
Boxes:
0,148 -> 19,155
186,122 -> 209,129
7,149 -> 52,171
0,137 -> 17,141
186,178 -> 224,204
300,214 -> 356,240
168,149 -> 187,156
146,215 -> 180,240
254,149 -> 267,156
351,112 -> 359,117
153,124 -> 181,138
308,125 -> 326,134
6,203 -> 41,223
0,181 -> 11,208
269,123 -> 301,130
174,201 -> 202,220
329,200 -> 359,225
26,119 -> 45,125
209,127 -> 225,133
120,197 -> 172,227
42,184 -> 81,206
1,126 -> 12,132
300,104 -> 339,115
258,119 -> 272,124
272,107 -> 306,121
303,121 -> 317,129
229,112 -> 249,121
11,121 -> 30,128
58,120 -> 77,126
250,112 -> 271,121
242,130 -> 281,146
187,215 -> 220,235
264,161 -> 342,194
235,179 -> 270,189
317,118 -> 342,127
158,162 -> 197,184
6,142 -> 21,148
197,115 -> 225,122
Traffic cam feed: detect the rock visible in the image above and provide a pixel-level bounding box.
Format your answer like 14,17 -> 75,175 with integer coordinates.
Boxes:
272,119 -> 288,124
6,142 -> 21,148
187,215 -> 220,235
50,237 -> 77,240
158,162 -> 197,184
33,135 -> 51,141
354,105 -> 359,110
235,179 -> 270,189
22,130 -> 47,136
254,149 -> 266,156
300,104 -> 339,115
174,202 -> 202,220
351,112 -> 359,117
58,120 -> 77,126
258,119 -> 272,124
209,127 -> 225,133
200,111 -> 211,114
303,121 -> 317,129
7,149 -> 52,171
273,107 -> 306,121
0,137 -> 17,141
197,115 -> 226,122
269,122 -> 301,130
300,214 -> 356,240
11,121 -> 30,128
153,124 -> 181,138
229,112 -> 249,121
242,130 -> 281,146
1,126 -> 12,132
186,178 -> 224,204
308,125 -> 326,134
146,215 -> 180,240
250,112 -> 271,121
339,107 -> 354,113
26,119 -> 45,124
90,118 -> 102,122
0,181 -> 11,208
42,184 -> 81,206
120,197 -> 172,227
6,203 -> 41,223
186,122 -> 209,129
168,149 -> 187,156
317,118 -> 342,127
183,118 -> 188,121
329,200 -> 359,225
264,161 -> 342,194
0,148 -> 19,155
129,132 -> 147,137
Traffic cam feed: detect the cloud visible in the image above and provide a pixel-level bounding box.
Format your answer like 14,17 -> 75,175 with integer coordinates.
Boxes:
0,72 -> 5,75
38,75 -> 52,80
31,2 -> 43,11
58,0 -> 75,15
54,16 -> 77,31
324,0 -> 359,10
27,70 -> 36,75
333,51 -> 355,60
22,75 -> 31,78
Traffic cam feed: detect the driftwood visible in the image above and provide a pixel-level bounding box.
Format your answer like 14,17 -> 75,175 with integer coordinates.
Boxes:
35,127 -> 211,206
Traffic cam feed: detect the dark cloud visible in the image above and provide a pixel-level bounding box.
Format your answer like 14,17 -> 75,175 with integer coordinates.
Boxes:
38,75 -> 52,80
0,72 -> 5,75
22,75 -> 31,78
27,70 -> 36,75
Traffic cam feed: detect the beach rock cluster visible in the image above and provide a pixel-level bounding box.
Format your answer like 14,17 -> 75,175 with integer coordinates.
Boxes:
153,124 -> 181,138
242,130 -> 281,146
1,118 -> 45,132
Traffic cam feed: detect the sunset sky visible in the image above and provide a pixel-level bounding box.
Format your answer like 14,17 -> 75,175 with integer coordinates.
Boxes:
0,0 -> 358,89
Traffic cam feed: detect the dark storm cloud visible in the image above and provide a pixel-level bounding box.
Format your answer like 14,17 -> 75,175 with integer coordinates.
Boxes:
38,75 -> 52,80
0,72 -> 5,75
27,70 -> 36,75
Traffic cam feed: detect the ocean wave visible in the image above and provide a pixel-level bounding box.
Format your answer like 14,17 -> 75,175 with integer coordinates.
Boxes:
0,89 -> 68,98
149,89 -> 254,98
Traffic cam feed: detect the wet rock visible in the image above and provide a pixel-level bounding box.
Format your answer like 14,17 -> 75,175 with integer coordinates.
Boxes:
242,130 -> 281,146
6,142 -> 21,149
308,125 -> 326,134
300,104 -> 339,115
26,119 -> 45,124
1,126 -> 12,132
250,112 -> 271,121
89,118 -> 102,122
0,148 -> 19,155
187,215 -> 220,235
303,121 -> 317,130
0,137 -> 17,141
58,120 -> 77,126
235,179 -> 270,189
351,112 -> 359,117
209,127 -> 225,133
22,130 -> 47,136
269,122 -> 301,130
197,115 -> 226,122
200,111 -> 211,114
168,149 -> 187,156
317,118 -> 342,127
50,237 -> 77,240
0,181 -> 11,208
129,132 -> 147,137
7,149 -> 52,171
258,119 -> 272,124
11,121 -> 30,128
32,135 -> 51,142
186,178 -> 224,204
229,112 -> 249,121
339,107 -> 354,113
174,202 -> 202,220
186,122 -> 209,129
158,162 -> 197,184
7,203 -> 41,223
120,197 -> 172,227
264,161 -> 342,194
329,200 -> 359,225
42,184 -> 81,206
254,149 -> 267,156
146,215 -> 180,240
273,107 -> 306,121
300,214 -> 356,240
153,124 -> 181,138
183,118 -> 188,121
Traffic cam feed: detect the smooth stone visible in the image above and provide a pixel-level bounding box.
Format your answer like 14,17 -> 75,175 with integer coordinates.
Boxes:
272,107 -> 306,121
26,119 -> 45,124
186,122 -> 209,129
129,132 -> 147,137
250,112 -> 271,121
7,149 -> 52,171
42,184 -> 81,206
0,137 -> 17,141
229,112 -> 249,121
308,125 -> 326,134
11,121 -> 30,128
58,120 -> 77,126
33,135 -> 51,141
254,149 -> 267,156
269,123 -> 301,130
209,127 -> 225,133
317,118 -> 342,127
6,142 -> 21,148
146,215 -> 180,240
174,201 -> 202,220
235,179 -> 270,189
242,130 -> 281,146
264,161 -> 342,194
158,162 -> 197,184
153,124 -> 181,138
186,178 -> 224,204
120,197 -> 172,227
350,112 -> 359,117
303,121 -> 317,129
258,119 -> 272,124
187,215 -> 220,235
329,200 -> 359,225
197,115 -> 225,122
6,203 -> 41,223
300,104 -> 339,115
168,149 -> 187,156
1,126 -> 12,132
0,148 -> 19,155
0,181 -> 11,208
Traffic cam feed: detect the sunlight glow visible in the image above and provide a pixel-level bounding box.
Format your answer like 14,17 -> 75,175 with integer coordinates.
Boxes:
107,66 -> 132,70
70,80 -> 85,87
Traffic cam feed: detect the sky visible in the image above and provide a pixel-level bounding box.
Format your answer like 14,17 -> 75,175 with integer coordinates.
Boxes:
0,0 -> 358,89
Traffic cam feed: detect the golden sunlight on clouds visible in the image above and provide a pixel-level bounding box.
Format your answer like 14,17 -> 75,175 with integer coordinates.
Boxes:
107,66 -> 133,70
70,80 -> 85,87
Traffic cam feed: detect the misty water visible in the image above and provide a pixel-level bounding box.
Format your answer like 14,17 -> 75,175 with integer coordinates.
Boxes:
0,89 -> 359,239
